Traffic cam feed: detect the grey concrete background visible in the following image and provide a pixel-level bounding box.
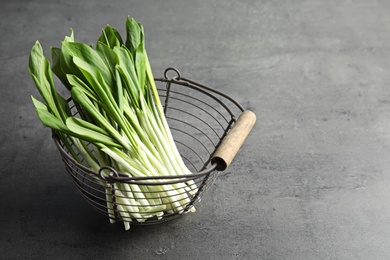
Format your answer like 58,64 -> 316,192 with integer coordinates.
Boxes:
1,0 -> 390,259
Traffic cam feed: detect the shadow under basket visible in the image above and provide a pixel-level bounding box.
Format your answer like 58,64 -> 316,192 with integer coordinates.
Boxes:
53,68 -> 256,228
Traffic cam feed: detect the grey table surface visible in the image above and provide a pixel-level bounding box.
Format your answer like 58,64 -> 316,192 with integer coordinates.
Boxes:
2,0 -> 390,259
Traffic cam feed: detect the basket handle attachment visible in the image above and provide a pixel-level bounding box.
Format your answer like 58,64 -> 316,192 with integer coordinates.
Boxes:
211,110 -> 256,171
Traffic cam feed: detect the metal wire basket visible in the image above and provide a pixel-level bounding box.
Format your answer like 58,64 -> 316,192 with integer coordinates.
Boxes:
53,68 -> 256,227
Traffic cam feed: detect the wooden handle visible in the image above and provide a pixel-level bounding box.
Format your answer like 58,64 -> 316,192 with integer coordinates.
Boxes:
211,110 -> 256,171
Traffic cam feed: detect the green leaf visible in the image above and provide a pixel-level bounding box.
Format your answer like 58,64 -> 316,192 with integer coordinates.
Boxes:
98,25 -> 123,48
29,42 -> 52,103
70,86 -> 131,151
113,46 -> 140,107
51,46 -> 72,90
60,46 -> 84,85
35,108 -> 72,134
31,95 -> 48,111
61,41 -> 114,88
72,56 -> 118,115
32,96 -> 80,164
135,43 -> 146,93
66,117 -> 122,148
63,28 -> 75,43
67,116 -> 107,136
29,41 -> 64,120
96,41 -> 118,82
115,66 -> 124,114
54,91 -> 72,121
125,17 -> 142,57
66,74 -> 98,102
115,64 -> 139,108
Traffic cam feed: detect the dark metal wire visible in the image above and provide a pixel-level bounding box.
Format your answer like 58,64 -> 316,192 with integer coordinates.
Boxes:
160,90 -> 230,128
52,68 -> 245,225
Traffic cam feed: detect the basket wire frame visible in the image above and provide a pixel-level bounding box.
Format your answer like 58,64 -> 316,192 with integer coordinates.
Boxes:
53,68 -> 245,225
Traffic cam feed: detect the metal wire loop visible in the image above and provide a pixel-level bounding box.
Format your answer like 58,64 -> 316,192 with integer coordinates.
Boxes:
164,67 -> 181,81
98,166 -> 119,181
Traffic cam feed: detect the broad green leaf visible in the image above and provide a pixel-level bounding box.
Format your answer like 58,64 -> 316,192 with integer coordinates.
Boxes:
51,46 -> 72,90
31,95 -> 48,111
125,17 -> 141,57
72,56 -> 119,115
70,86 -> 106,124
51,29 -> 74,89
29,42 -> 52,105
115,67 -> 124,114
66,74 -> 98,102
68,116 -> 108,136
70,86 -> 131,151
32,93 -> 70,123
29,41 -> 63,119
55,91 -> 72,119
61,41 -> 114,88
113,46 -> 137,81
35,44 -> 70,122
63,28 -> 74,43
135,43 -> 146,94
116,64 -> 139,108
66,117 -> 121,148
96,41 -> 118,81
98,25 -> 123,48
35,108 -> 71,134
59,46 -> 83,83
64,74 -> 98,123
113,46 -> 140,106
71,55 -> 129,135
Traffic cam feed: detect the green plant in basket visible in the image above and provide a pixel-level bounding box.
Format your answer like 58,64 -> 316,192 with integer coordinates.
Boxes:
29,17 -> 198,230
